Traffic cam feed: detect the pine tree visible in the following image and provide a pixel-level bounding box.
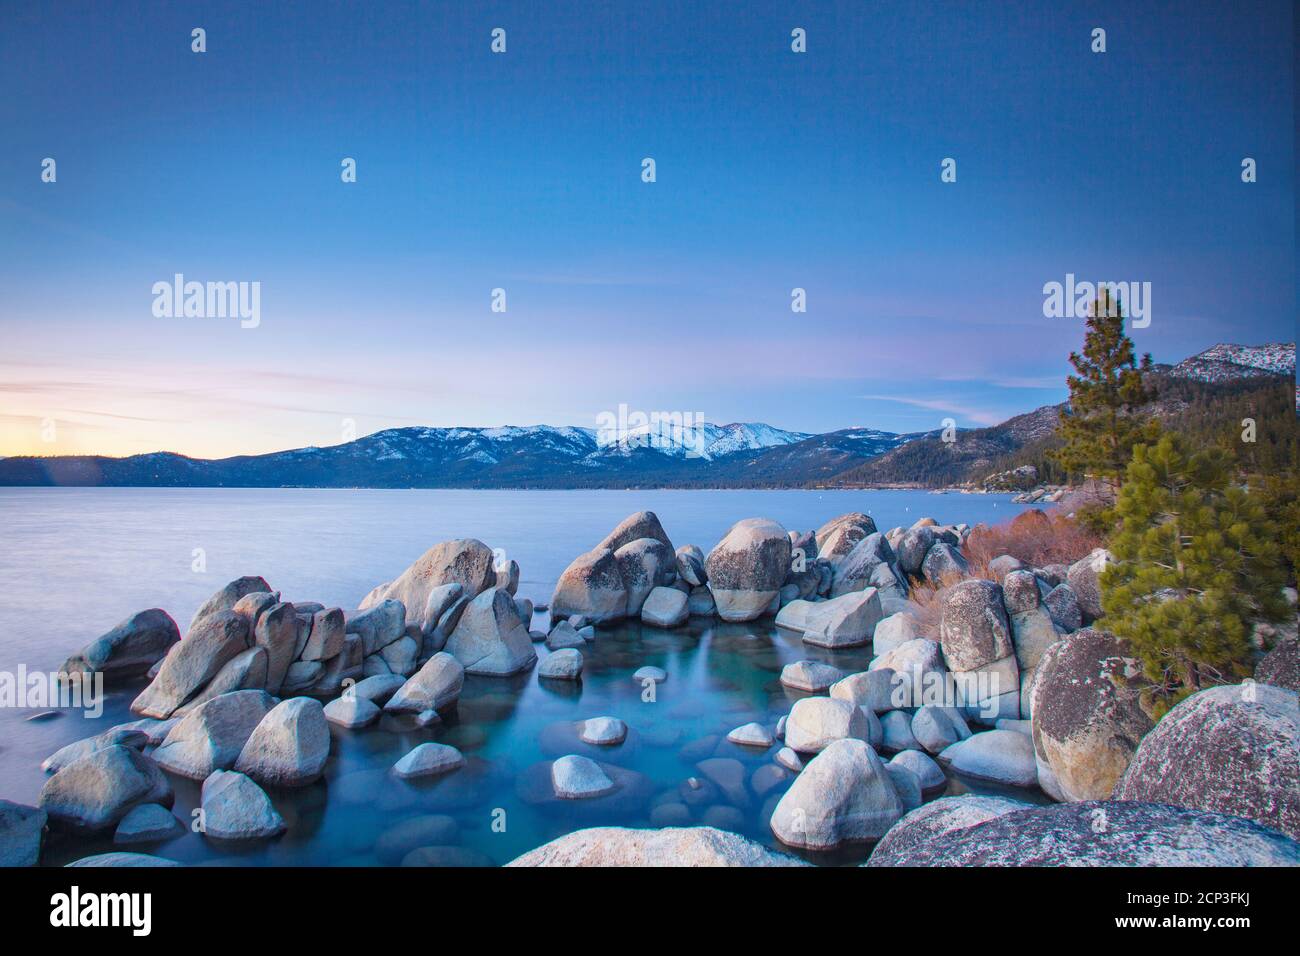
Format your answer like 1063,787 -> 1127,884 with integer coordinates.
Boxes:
1101,433 -> 1290,715
1052,288 -> 1160,493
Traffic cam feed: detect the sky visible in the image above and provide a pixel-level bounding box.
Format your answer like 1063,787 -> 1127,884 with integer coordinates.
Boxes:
0,0 -> 1295,458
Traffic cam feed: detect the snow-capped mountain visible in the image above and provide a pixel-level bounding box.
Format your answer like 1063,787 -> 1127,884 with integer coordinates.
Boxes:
0,421 -> 891,489
1168,342 -> 1295,384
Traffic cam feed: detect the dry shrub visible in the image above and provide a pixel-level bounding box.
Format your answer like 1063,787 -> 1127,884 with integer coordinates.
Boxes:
898,510 -> 1099,641
964,508 -> 1101,570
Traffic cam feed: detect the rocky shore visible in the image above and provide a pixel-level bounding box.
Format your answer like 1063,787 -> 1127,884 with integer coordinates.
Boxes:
3,509 -> 1297,868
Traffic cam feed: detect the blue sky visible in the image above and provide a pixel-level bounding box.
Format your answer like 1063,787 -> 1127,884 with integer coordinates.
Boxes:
0,0 -> 1294,457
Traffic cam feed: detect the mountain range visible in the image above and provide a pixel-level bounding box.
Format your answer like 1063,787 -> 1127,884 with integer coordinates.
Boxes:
1,342 -> 1292,490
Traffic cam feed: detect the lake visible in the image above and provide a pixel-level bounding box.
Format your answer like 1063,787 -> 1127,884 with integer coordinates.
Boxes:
0,487 -> 1043,865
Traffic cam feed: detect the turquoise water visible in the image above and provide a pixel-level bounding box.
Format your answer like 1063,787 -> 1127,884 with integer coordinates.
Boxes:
0,488 -> 1042,865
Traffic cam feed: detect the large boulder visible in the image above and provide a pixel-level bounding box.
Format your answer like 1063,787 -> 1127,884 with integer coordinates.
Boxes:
0,800 -> 47,866
42,728 -> 149,774
445,587 -> 537,676
598,510 -> 673,553
769,738 -> 904,849
39,746 -> 174,832
865,800 -> 1300,867
937,729 -> 1038,787
1030,628 -> 1152,802
938,579 -> 1019,721
870,638 -> 946,694
869,794 -> 1030,864
1002,570 -> 1064,718
815,513 -> 878,564
640,586 -> 689,628
872,612 -> 920,657
921,543 -> 969,585
62,609 -> 180,683
113,803 -> 181,844
1256,635 -> 1299,693
153,690 -> 277,780
705,518 -> 791,622
172,646 -> 268,716
675,545 -> 707,587
895,525 -> 937,578
830,669 -> 897,714
234,698 -> 330,788
190,576 -> 272,630
384,652 -> 465,713
829,533 -> 906,600
550,548 -> 629,624
253,601 -> 299,694
130,611 -> 249,719
1066,548 -> 1115,622
200,770 -> 285,840
345,600 -> 408,656
1043,583 -> 1083,632
361,539 -> 497,629
777,589 -> 883,649
1113,683 -> 1299,840
784,697 -> 870,754
614,538 -> 676,617
507,826 -> 807,866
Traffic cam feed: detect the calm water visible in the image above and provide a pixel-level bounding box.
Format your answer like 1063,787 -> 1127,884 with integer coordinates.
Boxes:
0,488 -> 1041,866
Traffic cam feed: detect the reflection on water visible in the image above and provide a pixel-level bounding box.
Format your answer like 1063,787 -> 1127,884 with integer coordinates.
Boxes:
29,617 -> 1049,867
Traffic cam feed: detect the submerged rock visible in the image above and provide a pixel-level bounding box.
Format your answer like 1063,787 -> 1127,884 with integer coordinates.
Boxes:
726,722 -> 773,748
551,755 -> 616,799
581,716 -> 629,746
393,742 -> 465,779
539,648 -> 584,680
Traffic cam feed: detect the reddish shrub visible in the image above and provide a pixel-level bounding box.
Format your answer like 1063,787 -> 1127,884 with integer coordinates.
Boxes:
964,508 -> 1101,570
